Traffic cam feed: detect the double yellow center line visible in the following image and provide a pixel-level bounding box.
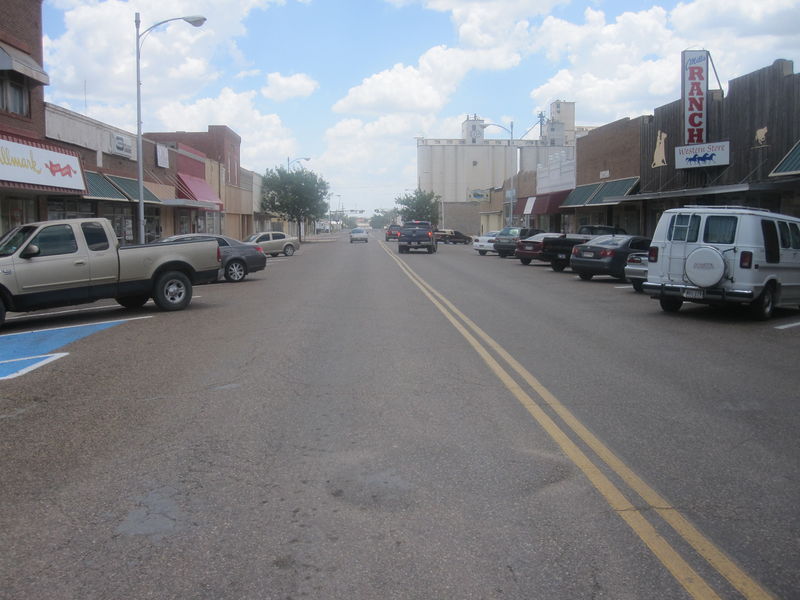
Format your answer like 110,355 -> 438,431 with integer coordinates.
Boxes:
382,242 -> 774,600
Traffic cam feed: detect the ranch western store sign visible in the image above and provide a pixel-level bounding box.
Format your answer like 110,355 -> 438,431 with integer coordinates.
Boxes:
676,50 -> 731,170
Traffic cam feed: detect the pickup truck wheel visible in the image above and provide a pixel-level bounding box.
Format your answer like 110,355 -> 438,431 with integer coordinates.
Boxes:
225,259 -> 247,282
478,250 -> 487,256
659,297 -> 683,313
117,295 -> 149,309
427,246 -> 435,254
153,271 -> 192,311
578,272 -> 593,280
519,257 -> 532,265
551,260 -> 568,272
284,245 -> 295,256
632,280 -> 644,293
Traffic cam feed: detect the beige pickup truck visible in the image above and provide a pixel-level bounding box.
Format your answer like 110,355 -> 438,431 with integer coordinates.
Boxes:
0,218 -> 220,326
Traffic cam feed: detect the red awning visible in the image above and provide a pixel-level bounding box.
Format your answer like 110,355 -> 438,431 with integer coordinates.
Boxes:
176,173 -> 223,207
513,197 -> 528,216
533,189 -> 571,215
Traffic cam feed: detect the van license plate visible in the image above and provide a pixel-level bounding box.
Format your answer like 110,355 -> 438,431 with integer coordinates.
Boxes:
683,289 -> 704,299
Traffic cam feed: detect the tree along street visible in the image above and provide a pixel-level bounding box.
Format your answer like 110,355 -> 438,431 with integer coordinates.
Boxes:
2,231 -> 798,599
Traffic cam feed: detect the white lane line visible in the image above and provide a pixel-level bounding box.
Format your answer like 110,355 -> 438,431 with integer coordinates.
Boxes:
775,321 -> 800,330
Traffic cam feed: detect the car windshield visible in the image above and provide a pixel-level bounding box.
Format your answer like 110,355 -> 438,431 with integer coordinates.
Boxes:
498,228 -> 520,236
352,228 -> 364,233
0,226 -> 36,256
245,234 -> 260,242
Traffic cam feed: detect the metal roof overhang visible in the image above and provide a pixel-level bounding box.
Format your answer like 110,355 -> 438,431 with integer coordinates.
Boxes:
770,139 -> 800,177
622,182 -> 787,202
105,174 -> 161,204
585,177 -> 639,206
83,171 -> 129,202
561,183 -> 602,208
533,189 -> 571,215
162,198 -> 220,211
0,41 -> 49,85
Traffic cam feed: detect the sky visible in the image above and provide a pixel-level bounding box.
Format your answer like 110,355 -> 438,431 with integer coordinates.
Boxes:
41,0 -> 800,216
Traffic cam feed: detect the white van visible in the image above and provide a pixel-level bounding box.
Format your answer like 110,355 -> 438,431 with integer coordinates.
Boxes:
643,206 -> 800,319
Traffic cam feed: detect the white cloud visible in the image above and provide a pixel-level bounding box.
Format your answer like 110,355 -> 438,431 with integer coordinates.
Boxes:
261,72 -> 319,101
157,88 -> 297,172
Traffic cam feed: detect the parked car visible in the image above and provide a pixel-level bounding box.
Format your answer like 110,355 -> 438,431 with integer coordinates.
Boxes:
643,206 -> 800,319
350,227 -> 368,243
539,225 -> 629,271
493,227 -> 544,258
244,231 -> 298,256
435,229 -> 472,244
385,224 -> 403,241
514,232 -> 562,265
624,252 -> 649,292
0,218 -> 220,327
158,233 -> 266,282
473,231 -> 499,255
569,235 -> 652,280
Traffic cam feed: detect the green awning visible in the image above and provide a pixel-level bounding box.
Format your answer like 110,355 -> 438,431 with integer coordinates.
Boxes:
105,174 -> 161,203
83,171 -> 129,202
770,140 -> 800,177
585,177 -> 640,206
561,183 -> 601,208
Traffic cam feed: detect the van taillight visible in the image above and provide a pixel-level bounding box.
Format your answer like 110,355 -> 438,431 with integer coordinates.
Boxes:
648,247 -> 658,262
740,251 -> 753,269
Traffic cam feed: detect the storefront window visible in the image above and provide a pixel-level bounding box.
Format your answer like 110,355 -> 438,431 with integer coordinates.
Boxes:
0,197 -> 37,233
99,203 -> 132,243
47,199 -> 94,220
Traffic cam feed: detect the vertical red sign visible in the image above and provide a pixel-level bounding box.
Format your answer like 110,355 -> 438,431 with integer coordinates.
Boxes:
682,50 -> 708,144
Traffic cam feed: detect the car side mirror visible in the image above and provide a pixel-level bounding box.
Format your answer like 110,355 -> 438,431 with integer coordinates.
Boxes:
20,244 -> 40,259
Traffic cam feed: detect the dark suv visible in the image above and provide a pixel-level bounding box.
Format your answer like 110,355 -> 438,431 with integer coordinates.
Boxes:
385,224 -> 403,241
493,227 -> 543,258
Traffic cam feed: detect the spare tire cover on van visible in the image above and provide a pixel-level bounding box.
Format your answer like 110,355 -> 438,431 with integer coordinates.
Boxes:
685,246 -> 726,288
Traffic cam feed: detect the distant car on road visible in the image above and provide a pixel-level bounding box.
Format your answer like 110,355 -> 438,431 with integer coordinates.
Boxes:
157,233 -> 266,282
473,231 -> 499,255
350,227 -> 368,243
385,224 -> 403,241
244,231 -> 299,256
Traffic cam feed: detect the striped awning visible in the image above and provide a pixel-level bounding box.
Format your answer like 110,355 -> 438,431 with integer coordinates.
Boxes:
105,174 -> 161,203
83,171 -> 129,202
770,139 -> 800,177
561,183 -> 602,208
585,177 -> 640,206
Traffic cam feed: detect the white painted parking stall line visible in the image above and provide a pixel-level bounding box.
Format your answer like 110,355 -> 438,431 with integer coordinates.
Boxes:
775,320 -> 800,330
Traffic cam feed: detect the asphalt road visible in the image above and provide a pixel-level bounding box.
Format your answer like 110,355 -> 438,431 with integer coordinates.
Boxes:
2,231 -> 798,599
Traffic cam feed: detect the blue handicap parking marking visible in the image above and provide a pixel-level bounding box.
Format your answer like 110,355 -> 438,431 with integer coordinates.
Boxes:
0,319 -> 133,380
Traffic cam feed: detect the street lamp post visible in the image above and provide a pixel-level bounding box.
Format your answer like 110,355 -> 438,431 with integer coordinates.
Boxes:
135,12 -> 206,244
287,157 -> 310,171
481,122 -> 516,227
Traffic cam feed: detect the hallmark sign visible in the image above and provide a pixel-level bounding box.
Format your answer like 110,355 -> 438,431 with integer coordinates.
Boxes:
0,138 -> 85,190
675,142 -> 730,169
682,50 -> 709,144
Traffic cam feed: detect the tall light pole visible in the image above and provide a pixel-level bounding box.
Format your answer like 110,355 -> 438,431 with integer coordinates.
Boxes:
287,157 -> 310,171
482,122 -> 516,226
136,12 -> 206,244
